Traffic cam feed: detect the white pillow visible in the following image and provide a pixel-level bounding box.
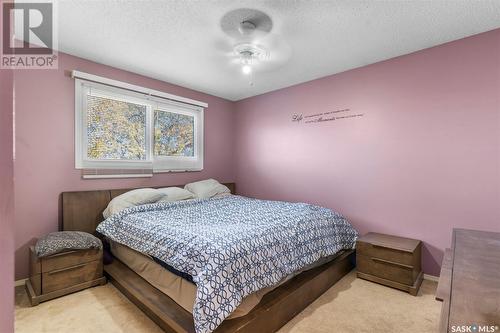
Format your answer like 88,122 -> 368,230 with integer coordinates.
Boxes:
184,179 -> 231,199
103,188 -> 166,219
157,187 -> 195,202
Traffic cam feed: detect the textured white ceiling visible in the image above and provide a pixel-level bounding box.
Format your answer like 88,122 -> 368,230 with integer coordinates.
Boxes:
57,0 -> 500,101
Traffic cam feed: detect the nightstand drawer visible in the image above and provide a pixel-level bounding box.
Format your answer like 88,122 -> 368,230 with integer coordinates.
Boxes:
42,259 -> 102,293
356,232 -> 423,295
356,241 -> 415,266
357,254 -> 414,285
41,249 -> 102,273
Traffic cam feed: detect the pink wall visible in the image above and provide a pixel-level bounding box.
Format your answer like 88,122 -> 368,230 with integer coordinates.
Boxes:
13,29 -> 500,279
14,52 -> 235,279
0,68 -> 15,331
234,29 -> 500,276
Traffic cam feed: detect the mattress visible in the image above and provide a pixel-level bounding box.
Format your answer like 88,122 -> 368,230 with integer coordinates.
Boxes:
110,240 -> 339,319
97,195 -> 358,332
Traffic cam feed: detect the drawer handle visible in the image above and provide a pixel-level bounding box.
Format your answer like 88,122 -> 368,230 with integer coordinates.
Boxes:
371,257 -> 413,270
47,250 -> 79,258
48,263 -> 87,275
371,244 -> 412,253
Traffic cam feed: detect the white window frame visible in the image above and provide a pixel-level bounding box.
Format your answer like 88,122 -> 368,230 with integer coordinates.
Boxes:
153,99 -> 204,172
74,72 -> 205,172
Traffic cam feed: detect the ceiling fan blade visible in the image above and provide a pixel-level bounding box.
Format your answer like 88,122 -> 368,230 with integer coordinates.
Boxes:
220,8 -> 273,39
252,33 -> 292,71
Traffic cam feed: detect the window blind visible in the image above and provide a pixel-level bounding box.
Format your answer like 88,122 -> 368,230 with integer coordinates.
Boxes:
81,168 -> 153,179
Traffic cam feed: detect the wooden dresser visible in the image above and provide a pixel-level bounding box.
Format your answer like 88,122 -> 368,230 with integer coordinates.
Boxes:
26,246 -> 106,305
436,229 -> 500,333
356,232 -> 423,296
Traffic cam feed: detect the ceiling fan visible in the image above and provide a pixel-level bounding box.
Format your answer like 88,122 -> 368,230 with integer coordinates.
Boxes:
218,8 -> 292,85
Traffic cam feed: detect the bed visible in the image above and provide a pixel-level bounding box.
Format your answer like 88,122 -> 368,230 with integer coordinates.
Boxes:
61,183 -> 357,333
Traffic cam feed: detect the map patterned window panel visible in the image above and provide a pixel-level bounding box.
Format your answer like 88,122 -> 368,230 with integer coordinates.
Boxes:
154,110 -> 195,157
86,95 -> 147,160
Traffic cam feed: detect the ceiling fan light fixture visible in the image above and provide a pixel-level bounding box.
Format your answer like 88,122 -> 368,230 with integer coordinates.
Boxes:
242,64 -> 252,75
234,44 -> 265,77
233,43 -> 269,62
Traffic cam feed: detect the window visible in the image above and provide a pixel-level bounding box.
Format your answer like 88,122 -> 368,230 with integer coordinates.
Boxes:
74,72 -> 205,174
154,110 -> 194,157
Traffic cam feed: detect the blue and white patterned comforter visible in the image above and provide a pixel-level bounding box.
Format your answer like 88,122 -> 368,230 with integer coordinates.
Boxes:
96,195 -> 358,333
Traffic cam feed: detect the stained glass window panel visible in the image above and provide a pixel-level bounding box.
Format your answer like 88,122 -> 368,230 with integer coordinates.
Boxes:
154,110 -> 195,157
86,95 -> 147,160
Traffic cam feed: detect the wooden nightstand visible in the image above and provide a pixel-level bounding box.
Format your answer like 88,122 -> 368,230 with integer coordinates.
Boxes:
25,246 -> 106,305
356,232 -> 423,296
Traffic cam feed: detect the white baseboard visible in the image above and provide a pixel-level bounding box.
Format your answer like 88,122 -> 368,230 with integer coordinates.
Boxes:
423,274 -> 439,282
15,278 -> 27,287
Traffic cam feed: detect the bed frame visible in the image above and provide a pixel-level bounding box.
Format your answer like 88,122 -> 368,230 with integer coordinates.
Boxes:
61,183 -> 355,333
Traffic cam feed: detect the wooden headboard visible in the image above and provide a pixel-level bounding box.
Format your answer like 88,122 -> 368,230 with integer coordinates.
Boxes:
61,183 -> 236,234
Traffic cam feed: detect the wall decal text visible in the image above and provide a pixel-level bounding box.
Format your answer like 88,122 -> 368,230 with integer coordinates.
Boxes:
292,108 -> 363,124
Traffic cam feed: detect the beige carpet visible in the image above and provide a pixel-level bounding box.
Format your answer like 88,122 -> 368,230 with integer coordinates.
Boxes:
15,271 -> 440,333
